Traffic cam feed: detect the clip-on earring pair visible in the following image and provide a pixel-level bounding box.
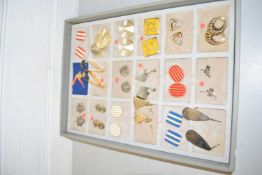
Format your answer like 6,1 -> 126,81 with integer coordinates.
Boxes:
76,103 -> 87,127
119,65 -> 131,93
200,65 -> 217,99
168,65 -> 187,97
169,18 -> 183,46
74,30 -> 87,59
164,110 -> 183,147
117,20 -> 134,57
80,59 -> 105,88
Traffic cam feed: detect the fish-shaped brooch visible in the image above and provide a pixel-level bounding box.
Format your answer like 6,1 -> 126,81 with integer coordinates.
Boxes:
182,107 -> 221,122
186,130 -> 220,151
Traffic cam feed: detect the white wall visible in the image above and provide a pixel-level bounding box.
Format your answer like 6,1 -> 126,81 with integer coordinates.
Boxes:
72,0 -> 262,175
0,0 -> 77,175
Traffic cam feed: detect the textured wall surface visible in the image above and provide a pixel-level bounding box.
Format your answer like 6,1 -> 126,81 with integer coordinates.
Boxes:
0,0 -> 76,175
72,0 -> 262,175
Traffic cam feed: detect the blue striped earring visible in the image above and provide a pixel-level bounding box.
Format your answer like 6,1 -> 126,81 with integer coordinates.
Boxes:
166,110 -> 183,128
164,130 -> 182,147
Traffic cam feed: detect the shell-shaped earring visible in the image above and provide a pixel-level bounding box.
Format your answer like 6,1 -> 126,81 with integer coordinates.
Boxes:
169,18 -> 183,31
171,32 -> 183,45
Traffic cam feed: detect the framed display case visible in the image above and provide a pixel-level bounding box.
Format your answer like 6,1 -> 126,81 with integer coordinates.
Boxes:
61,0 -> 240,172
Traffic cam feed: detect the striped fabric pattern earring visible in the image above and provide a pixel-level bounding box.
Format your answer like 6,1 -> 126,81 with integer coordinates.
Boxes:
76,30 -> 86,41
164,130 -> 182,147
166,110 -> 183,128
168,64 -> 187,97
75,46 -> 86,59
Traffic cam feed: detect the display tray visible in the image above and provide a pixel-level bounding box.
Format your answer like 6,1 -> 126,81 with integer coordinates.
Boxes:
61,0 -> 240,172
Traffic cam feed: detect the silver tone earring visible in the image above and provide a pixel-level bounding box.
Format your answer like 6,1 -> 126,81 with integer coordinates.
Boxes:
136,68 -> 157,82
201,65 -> 211,78
136,86 -> 156,100
121,81 -> 131,93
119,65 -> 129,76
201,88 -> 217,99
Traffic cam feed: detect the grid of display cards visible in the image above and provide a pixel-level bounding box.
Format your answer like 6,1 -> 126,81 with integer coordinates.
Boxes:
67,0 -> 235,163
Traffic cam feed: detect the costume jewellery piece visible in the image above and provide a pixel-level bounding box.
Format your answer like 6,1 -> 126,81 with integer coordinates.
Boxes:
93,120 -> 105,129
119,65 -> 130,76
91,27 -> 111,56
75,30 -> 86,41
201,65 -> 211,78
166,110 -> 183,128
169,18 -> 183,46
76,103 -> 87,127
111,105 -> 122,117
134,111 -> 153,133
95,104 -> 106,113
169,18 -> 183,31
136,68 -> 157,82
171,32 -> 183,45
205,16 -> 227,45
168,65 -> 186,97
186,130 -> 220,151
74,46 -> 86,59
80,59 -> 105,88
109,123 -> 121,137
118,20 -> 134,38
136,86 -> 156,100
121,81 -> 131,93
164,130 -> 182,147
142,37 -> 160,57
133,97 -> 153,110
144,18 -> 160,35
182,107 -> 221,122
117,20 -> 134,57
200,88 -> 217,99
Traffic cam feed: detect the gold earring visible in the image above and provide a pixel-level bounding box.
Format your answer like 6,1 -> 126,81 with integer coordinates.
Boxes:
171,32 -> 183,45
205,16 -> 227,45
169,18 -> 183,31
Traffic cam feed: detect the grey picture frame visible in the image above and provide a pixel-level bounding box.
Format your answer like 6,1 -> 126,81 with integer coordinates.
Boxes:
60,0 -> 241,173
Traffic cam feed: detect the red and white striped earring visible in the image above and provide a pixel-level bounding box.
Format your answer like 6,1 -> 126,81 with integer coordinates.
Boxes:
168,64 -> 186,97
74,46 -> 86,59
75,30 -> 86,41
